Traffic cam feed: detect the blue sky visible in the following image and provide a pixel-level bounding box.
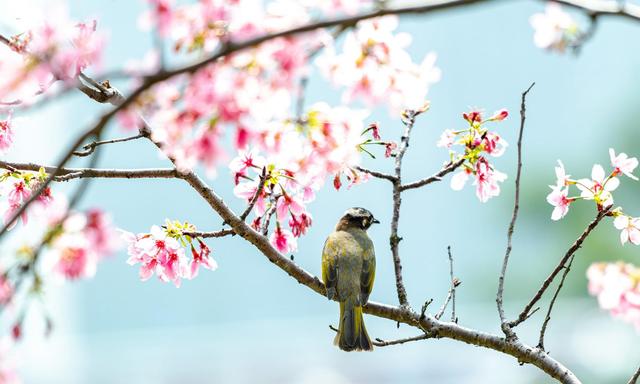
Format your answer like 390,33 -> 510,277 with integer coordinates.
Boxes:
2,0 -> 640,382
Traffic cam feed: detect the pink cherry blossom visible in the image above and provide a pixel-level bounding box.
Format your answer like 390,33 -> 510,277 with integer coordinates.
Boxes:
576,164 -> 619,207
553,160 -> 570,187
613,215 -> 640,245
450,168 -> 471,191
84,209 -> 119,255
276,193 -> 305,223
609,148 -> 639,180
140,0 -> 174,37
0,276 -> 13,306
530,3 -> 580,52
587,262 -> 640,330
473,158 -> 507,203
488,109 -> 509,121
437,129 -> 456,148
481,132 -> 507,157
188,239 -> 217,279
270,226 -> 297,254
317,15 -> 440,113
384,141 -> 397,158
52,234 -> 97,280
289,212 -> 312,237
0,112 -> 14,154
546,185 -> 572,221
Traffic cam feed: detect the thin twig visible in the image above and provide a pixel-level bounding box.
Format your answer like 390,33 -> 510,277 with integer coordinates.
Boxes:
509,206 -> 612,328
537,253 -> 576,350
435,246 -> 460,321
183,229 -> 235,238
72,134 -> 145,157
355,166 -> 398,182
628,365 -> 640,384
373,333 -> 430,347
239,167 -> 266,222
497,82 -> 534,338
400,158 -> 465,191
448,246 -> 458,323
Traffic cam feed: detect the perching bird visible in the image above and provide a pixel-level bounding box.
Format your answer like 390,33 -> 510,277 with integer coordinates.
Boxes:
322,207 -> 378,351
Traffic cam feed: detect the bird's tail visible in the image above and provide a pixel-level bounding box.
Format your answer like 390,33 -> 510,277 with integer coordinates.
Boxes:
335,301 -> 373,351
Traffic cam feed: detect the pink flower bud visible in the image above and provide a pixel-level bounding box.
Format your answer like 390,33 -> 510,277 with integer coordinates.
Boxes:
489,109 -> 509,121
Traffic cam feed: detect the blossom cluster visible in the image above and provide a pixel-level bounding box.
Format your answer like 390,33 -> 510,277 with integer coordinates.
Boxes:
0,7 -> 104,104
529,2 -> 582,52
317,15 -> 441,113
437,108 -> 509,202
0,167 -> 53,230
546,149 -> 640,245
587,262 -> 640,330
229,102 -> 409,253
47,208 -> 120,280
121,220 -> 216,287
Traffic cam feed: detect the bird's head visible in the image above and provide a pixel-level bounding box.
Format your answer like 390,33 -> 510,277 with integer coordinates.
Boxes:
335,207 -> 380,231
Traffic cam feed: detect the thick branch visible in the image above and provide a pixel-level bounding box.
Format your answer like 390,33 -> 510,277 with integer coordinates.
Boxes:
0,161 -> 178,181
400,158 -> 465,191
497,82 -> 534,337
174,169 -> 580,383
509,206 -> 611,328
389,110 -> 417,308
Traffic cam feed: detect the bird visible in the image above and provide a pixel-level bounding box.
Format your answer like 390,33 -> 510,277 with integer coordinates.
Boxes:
322,207 -> 378,351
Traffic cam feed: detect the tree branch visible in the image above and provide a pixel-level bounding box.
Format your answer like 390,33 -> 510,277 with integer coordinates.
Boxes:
537,253 -> 576,350
172,168 -> 580,383
183,229 -> 235,238
509,206 -> 611,328
72,133 -> 145,157
628,365 -> 640,384
497,82 -> 534,338
0,161 -> 178,181
400,158 -> 465,191
389,110 -> 418,308
239,167 -> 266,222
355,166 -> 398,182
373,333 -> 430,347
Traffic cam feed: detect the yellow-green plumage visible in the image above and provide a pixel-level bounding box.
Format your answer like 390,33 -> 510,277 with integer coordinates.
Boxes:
322,208 -> 377,352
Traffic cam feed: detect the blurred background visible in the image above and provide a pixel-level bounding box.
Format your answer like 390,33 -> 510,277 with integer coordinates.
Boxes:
2,0 -> 640,383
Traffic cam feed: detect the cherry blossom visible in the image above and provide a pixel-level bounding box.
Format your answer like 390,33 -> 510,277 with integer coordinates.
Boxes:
317,15 -> 441,113
613,215 -> 640,246
121,221 -> 218,287
440,108 -> 509,202
0,112 -> 14,154
530,3 -> 581,52
188,239 -> 217,279
52,234 -> 97,280
546,185 -> 572,221
0,276 -> 13,306
473,158 -> 507,203
576,164 -> 619,207
270,226 -> 297,254
587,262 -> 640,330
609,148 -> 639,180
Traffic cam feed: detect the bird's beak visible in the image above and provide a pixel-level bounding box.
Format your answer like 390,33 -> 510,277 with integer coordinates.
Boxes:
372,218 -> 380,224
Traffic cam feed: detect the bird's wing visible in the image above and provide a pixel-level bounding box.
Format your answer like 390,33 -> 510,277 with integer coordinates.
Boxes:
321,234 -> 340,300
360,244 -> 375,305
